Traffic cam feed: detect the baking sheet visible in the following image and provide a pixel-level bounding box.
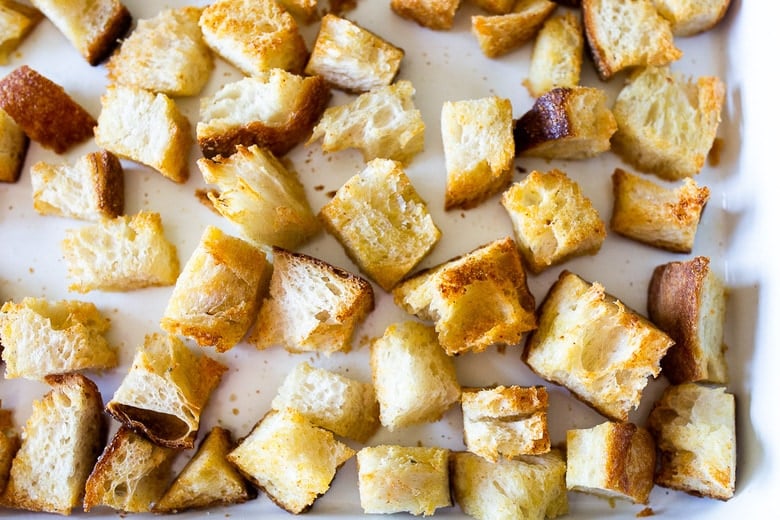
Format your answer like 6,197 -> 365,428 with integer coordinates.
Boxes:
0,0 -> 776,517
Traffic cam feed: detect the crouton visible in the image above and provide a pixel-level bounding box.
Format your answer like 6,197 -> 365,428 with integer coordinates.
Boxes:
654,0 -> 731,36
390,0 -> 460,30
471,0 -> 516,15
472,0 -> 557,58
0,107 -> 27,182
0,406 -> 19,494
0,1 -> 42,65
524,11 -> 583,97
276,0 -> 319,24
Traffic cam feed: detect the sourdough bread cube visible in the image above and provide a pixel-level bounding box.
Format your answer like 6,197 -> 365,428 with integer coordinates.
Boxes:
647,383 -> 736,500
390,0 -> 460,30
161,225 -> 271,352
357,445 -> 451,516
442,96 -> 514,210
524,11 -> 583,97
462,385 -> 550,462
276,0 -> 318,24
610,168 -> 710,252
524,270 -> 674,421
370,321 -> 461,431
501,169 -> 606,274
393,237 -> 537,356
227,408 -> 355,514
566,421 -> 656,504
319,158 -> 441,291
0,407 -> 19,494
0,1 -> 42,65
472,0 -> 557,58
653,0 -> 731,36
450,449 -> 568,520
0,107 -> 27,183
251,247 -> 374,355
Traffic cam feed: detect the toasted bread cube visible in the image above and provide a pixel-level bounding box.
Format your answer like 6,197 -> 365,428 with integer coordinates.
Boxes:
319,158 -> 441,291
393,237 -> 537,356
61,211 -> 180,293
95,84 -> 191,182
514,86 -> 616,159
357,445 -> 451,515
0,65 -> 96,153
251,247 -> 374,355
199,0 -> 307,76
390,0 -> 460,30
610,168 -> 710,253
153,427 -> 255,513
582,0 -> 681,80
654,0 -> 731,36
566,421 -> 656,504
524,271 -> 674,421
106,333 -> 227,449
0,407 -> 19,494
612,67 -> 725,180
501,169 -> 606,274
442,96 -> 514,210
198,145 -> 320,250
370,321 -> 461,431
308,80 -> 425,164
1,374 -> 105,515
647,383 -> 736,500
107,7 -> 213,97
471,0 -> 516,14
198,71 -> 330,158
524,11 -> 583,97
305,14 -> 404,93
31,150 -> 124,220
227,409 -> 355,514
450,450 -> 568,520
272,362 -> 380,442
276,0 -> 318,23
0,1 -> 42,65
472,0 -> 557,58
648,256 -> 727,383
462,385 -> 550,462
162,225 -> 271,352
0,107 -> 27,182
84,425 -> 176,513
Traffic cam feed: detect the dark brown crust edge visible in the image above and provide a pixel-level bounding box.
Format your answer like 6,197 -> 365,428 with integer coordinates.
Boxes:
90,150 -> 125,217
513,88 -> 574,156
85,3 -> 132,66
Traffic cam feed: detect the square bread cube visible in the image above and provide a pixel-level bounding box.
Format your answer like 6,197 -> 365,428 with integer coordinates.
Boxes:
654,0 -> 731,36
0,1 -> 42,65
501,169 -> 606,274
524,270 -> 674,421
319,158 -> 441,291
357,445 -> 451,516
525,11 -> 583,97
0,107 -> 27,183
370,321 -> 461,431
390,0 -> 460,30
566,421 -> 656,504
393,237 -> 537,355
471,0 -> 557,58
442,96 -> 514,210
462,385 -> 550,462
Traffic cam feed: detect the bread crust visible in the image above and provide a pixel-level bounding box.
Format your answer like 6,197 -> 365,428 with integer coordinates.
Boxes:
0,107 -> 28,182
84,1 -> 131,65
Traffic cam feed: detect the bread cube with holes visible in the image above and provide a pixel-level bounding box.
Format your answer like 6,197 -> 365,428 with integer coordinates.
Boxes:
471,0 -> 557,58
524,11 -> 583,97
390,0 -> 460,30
654,0 -> 731,36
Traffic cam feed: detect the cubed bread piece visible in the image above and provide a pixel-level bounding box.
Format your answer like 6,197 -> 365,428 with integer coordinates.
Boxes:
647,383 -> 736,500
566,421 -> 656,504
524,11 -> 583,97
29,0 -> 130,65
198,145 -> 320,249
472,0 -> 557,58
31,150 -> 124,220
390,0 -> 460,30
305,14 -> 404,93
648,256 -> 727,384
611,66 -> 725,180
199,0 -> 308,75
0,107 -> 27,182
251,247 -> 374,355
0,65 -> 96,153
162,225 -> 271,352
514,86 -> 617,159
524,270 -> 674,421
0,374 -> 105,515
393,237 -> 537,356
371,321 -> 461,431
153,427 -> 256,513
653,0 -> 731,36
442,96 -> 514,210
107,6 -> 213,97
501,169 -> 606,274
471,0 -> 516,14
95,84 -> 191,183
0,1 -> 42,64
0,407 -> 19,494
276,0 -> 318,24
450,450 -> 568,520
357,445 -> 451,515
0,297 -> 116,380
308,80 -> 425,165
272,362 -> 380,442
106,333 -> 227,449
610,168 -> 710,252
319,158 -> 441,291
582,0 -> 681,80
227,408 -> 355,514
83,425 -> 176,513
197,70 -> 330,158
62,211 -> 180,293
462,385 -> 550,462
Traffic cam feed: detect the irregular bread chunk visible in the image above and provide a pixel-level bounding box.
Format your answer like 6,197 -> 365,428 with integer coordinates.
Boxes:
0,406 -> 19,494
471,0 -> 557,58
653,0 -> 731,36
390,0 -> 460,30
0,107 -> 27,182
524,11 -> 583,97
0,1 -> 42,65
